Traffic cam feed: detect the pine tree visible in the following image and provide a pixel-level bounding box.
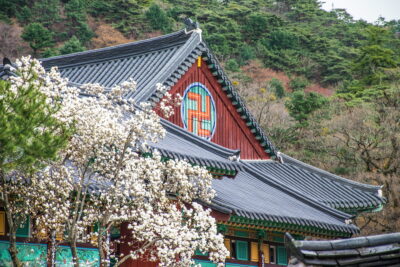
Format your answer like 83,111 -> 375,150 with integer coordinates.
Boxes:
21,23 -> 54,56
59,36 -> 85,55
0,59 -> 72,267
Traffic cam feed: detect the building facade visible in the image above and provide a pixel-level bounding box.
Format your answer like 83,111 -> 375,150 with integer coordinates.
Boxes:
0,22 -> 386,266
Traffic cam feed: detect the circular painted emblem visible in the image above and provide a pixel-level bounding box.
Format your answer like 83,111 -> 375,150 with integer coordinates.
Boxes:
181,82 -> 217,140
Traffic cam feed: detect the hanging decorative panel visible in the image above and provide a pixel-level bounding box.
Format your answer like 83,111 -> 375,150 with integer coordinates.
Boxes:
181,82 -> 216,140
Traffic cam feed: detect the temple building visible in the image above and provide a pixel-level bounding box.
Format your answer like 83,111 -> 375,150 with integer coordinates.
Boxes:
0,21 -> 386,266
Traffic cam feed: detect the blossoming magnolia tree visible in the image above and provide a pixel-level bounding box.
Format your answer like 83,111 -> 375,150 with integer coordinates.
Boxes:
10,57 -> 229,267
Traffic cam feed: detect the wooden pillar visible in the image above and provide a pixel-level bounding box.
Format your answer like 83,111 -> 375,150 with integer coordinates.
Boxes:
257,230 -> 266,267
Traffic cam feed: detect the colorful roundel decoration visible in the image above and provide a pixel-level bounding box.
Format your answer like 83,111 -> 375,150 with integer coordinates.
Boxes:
181,82 -> 217,140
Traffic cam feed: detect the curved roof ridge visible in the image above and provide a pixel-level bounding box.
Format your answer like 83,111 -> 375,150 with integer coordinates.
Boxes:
127,30 -> 203,101
41,30 -> 190,69
280,153 -> 382,192
241,161 -> 354,221
243,159 -> 385,211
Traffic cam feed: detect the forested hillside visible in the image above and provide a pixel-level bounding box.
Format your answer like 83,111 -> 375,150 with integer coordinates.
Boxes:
1,0 -> 399,234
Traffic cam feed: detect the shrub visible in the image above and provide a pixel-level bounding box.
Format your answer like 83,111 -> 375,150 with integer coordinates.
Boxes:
289,77 -> 308,91
269,78 -> 285,98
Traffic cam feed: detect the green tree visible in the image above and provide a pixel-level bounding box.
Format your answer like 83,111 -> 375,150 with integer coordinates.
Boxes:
0,0 -> 27,19
59,36 -> 85,55
289,77 -> 308,91
16,6 -> 32,25
65,0 -> 94,44
0,61 -> 71,266
32,0 -> 61,27
270,78 -> 285,98
21,23 -> 54,56
285,91 -> 328,126
353,27 -> 397,85
145,3 -> 172,33
225,58 -> 240,72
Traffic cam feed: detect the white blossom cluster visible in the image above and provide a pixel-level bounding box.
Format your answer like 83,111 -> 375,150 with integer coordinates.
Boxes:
10,57 -> 229,266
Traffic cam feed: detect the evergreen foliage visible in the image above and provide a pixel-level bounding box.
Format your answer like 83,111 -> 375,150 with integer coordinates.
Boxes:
3,0 -> 400,91
146,3 -> 172,33
0,76 -> 70,174
32,0 -> 61,27
285,91 -> 328,126
65,0 -> 94,44
21,23 -> 54,56
59,35 -> 85,55
269,78 -> 285,98
289,77 -> 309,91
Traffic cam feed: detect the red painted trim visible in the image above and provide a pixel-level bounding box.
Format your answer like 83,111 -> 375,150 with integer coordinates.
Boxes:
211,210 -> 230,222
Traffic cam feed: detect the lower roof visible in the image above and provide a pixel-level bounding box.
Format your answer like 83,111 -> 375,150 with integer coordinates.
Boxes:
211,164 -> 359,237
245,155 -> 385,213
285,232 -> 400,266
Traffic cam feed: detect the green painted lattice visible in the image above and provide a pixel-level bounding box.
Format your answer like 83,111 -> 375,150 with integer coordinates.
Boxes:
277,246 -> 288,265
0,241 -> 99,266
0,241 -> 47,266
56,246 -> 100,266
235,240 -> 249,261
194,259 -> 257,267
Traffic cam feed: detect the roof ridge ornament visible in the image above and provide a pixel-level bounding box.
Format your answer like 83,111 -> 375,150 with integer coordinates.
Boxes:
183,18 -> 202,41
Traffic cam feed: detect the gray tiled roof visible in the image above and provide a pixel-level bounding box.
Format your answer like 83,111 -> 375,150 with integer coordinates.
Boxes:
37,28 -> 277,157
0,27 -> 385,235
40,29 -> 204,103
151,119 -> 242,173
285,232 -> 400,266
211,162 -> 359,235
151,121 -> 358,235
244,155 -> 385,212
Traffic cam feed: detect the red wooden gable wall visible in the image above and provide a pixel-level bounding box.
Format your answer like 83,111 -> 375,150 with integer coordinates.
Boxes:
155,59 -> 269,160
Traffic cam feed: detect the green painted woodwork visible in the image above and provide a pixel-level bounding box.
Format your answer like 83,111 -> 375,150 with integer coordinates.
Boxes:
56,246 -> 100,266
256,229 -> 266,239
228,215 -> 353,238
195,249 -> 208,256
235,231 -> 249,238
226,264 -> 256,267
273,235 -> 284,243
217,224 -> 228,234
149,155 -> 235,177
194,259 -> 256,267
110,225 -> 120,238
277,246 -> 288,266
0,241 -> 47,266
93,222 -> 99,233
193,260 -> 217,267
0,241 -> 99,266
235,240 -> 249,261
292,234 -> 304,240
16,216 -> 30,237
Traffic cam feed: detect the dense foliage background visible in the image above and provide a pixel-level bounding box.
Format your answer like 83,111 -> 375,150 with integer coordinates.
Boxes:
1,0 -> 399,234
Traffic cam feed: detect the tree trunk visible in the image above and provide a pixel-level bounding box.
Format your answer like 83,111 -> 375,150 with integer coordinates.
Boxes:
8,231 -> 22,267
70,240 -> 80,267
1,170 -> 22,267
98,229 -> 107,267
48,230 -> 56,267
